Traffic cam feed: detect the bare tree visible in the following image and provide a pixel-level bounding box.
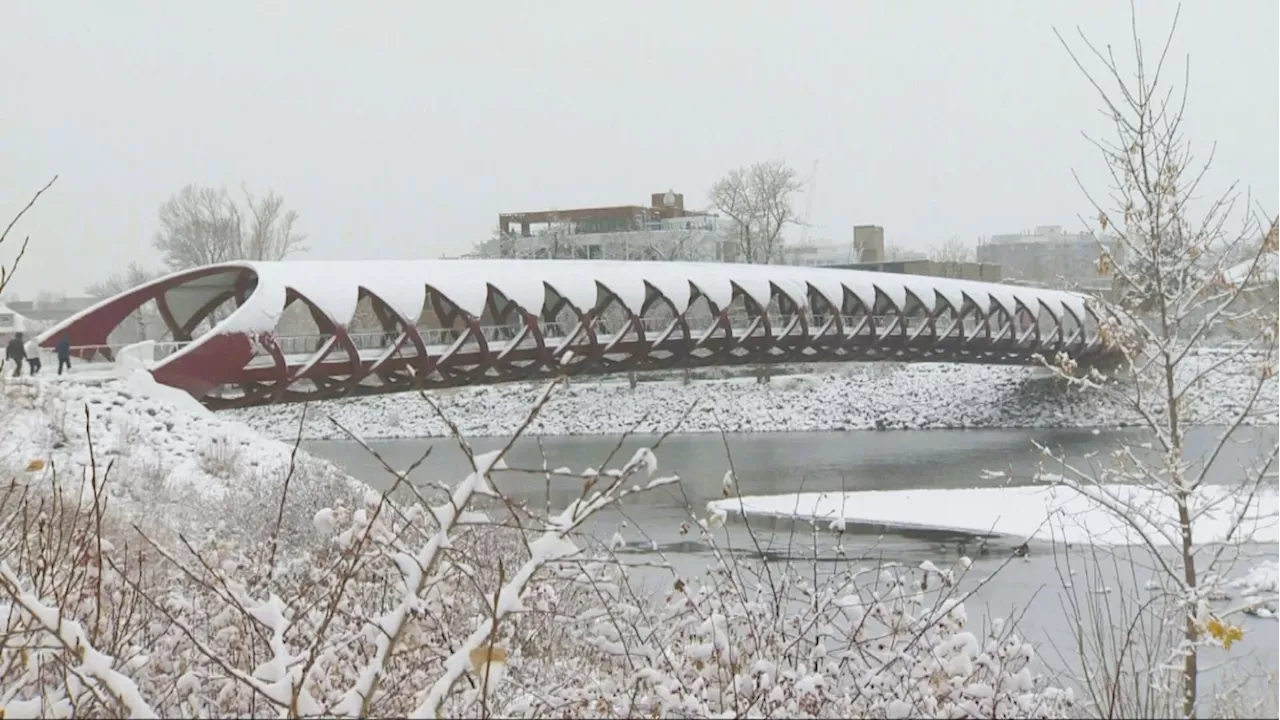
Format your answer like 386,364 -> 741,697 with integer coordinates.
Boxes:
466,227 -> 514,259
152,185 -> 240,269
930,235 -> 974,264
1044,6 -> 1279,717
882,243 -> 922,262
240,187 -> 306,263
153,184 -> 307,271
709,160 -> 804,264
0,176 -> 58,297
930,235 -> 975,278
625,228 -> 718,262
86,262 -> 160,342
85,262 -> 158,300
470,225 -> 582,260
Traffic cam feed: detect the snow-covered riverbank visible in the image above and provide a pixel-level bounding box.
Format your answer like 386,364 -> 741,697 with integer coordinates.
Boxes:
0,371 -> 366,541
225,350 -> 1278,441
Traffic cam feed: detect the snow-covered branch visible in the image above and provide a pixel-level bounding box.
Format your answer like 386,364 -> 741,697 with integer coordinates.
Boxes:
1048,6 -> 1278,716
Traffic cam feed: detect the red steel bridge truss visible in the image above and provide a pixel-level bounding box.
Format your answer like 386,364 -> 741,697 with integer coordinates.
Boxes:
40,260 -> 1121,409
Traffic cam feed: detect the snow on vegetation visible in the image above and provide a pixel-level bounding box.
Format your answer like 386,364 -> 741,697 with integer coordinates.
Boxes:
0,372 -> 1083,718
0,371 -> 367,544
226,350 -> 1277,441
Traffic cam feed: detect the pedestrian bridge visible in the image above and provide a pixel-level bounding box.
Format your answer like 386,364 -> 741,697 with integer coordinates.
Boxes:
39,260 -> 1122,409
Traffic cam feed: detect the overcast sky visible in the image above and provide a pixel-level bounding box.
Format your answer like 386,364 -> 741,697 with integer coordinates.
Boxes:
1,0 -> 1275,298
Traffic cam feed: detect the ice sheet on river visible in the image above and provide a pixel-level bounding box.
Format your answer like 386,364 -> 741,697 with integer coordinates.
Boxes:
707,484 -> 1279,546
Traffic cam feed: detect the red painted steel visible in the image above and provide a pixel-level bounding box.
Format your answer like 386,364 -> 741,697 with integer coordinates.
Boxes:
41,263 -> 1122,409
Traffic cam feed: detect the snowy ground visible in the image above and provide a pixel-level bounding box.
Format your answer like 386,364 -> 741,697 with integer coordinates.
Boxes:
706,485 -> 1280,547
0,370 -> 367,542
226,350 -> 1278,441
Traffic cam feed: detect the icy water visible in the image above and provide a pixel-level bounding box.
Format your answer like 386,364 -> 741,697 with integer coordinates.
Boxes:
306,426 -> 1278,708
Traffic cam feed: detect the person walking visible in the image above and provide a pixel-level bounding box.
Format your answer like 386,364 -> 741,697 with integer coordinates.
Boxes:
55,336 -> 72,375
24,337 -> 41,375
6,332 -> 26,377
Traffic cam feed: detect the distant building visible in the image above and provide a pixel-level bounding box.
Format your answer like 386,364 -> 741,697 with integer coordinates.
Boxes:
0,303 -> 38,336
1,295 -> 98,338
781,225 -> 890,268
498,190 -> 713,239
852,225 -> 886,264
487,190 -> 726,260
5,295 -> 96,327
833,259 -> 1002,282
782,240 -> 856,267
977,225 -> 1119,292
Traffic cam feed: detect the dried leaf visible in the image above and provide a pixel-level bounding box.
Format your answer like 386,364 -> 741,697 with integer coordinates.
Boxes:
469,644 -> 508,676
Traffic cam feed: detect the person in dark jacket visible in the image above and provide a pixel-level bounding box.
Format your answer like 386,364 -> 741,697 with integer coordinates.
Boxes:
6,332 -> 26,377
55,336 -> 72,375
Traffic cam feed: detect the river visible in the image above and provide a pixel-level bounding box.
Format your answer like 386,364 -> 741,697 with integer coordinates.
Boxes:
304,426 -> 1278,708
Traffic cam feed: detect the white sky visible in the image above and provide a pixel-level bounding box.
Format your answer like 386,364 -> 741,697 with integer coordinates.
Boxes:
1,0 -> 1276,298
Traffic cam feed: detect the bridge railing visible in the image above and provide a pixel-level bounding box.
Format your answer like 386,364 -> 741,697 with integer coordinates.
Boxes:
66,310 -> 1035,371
63,340 -> 192,365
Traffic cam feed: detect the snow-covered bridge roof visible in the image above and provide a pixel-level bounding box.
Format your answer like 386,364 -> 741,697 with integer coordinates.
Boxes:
117,259 -> 1098,334
41,259 -> 1117,407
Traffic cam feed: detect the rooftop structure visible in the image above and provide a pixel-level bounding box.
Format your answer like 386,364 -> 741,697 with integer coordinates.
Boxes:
498,190 -> 714,238
977,225 -> 1119,291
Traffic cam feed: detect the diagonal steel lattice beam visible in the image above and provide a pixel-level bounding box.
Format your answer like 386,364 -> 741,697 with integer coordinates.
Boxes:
38,260 -> 1124,408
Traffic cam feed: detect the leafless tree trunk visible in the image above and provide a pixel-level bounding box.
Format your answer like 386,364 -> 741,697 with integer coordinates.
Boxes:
709,160 -> 804,264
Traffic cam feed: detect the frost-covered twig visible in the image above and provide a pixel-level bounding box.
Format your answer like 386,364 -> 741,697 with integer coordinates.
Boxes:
412,458 -> 679,718
1049,5 -> 1279,714
0,175 -> 58,295
0,562 -> 157,719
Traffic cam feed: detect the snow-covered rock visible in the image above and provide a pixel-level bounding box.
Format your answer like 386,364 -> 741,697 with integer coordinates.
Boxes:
1223,561 -> 1279,618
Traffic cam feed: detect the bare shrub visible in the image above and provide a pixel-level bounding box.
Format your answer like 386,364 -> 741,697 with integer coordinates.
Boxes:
212,454 -> 366,558
109,414 -> 143,457
196,434 -> 245,479
0,380 -> 1078,718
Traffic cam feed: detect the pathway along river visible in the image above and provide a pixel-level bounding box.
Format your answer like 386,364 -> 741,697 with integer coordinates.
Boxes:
306,426 -> 1278,706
